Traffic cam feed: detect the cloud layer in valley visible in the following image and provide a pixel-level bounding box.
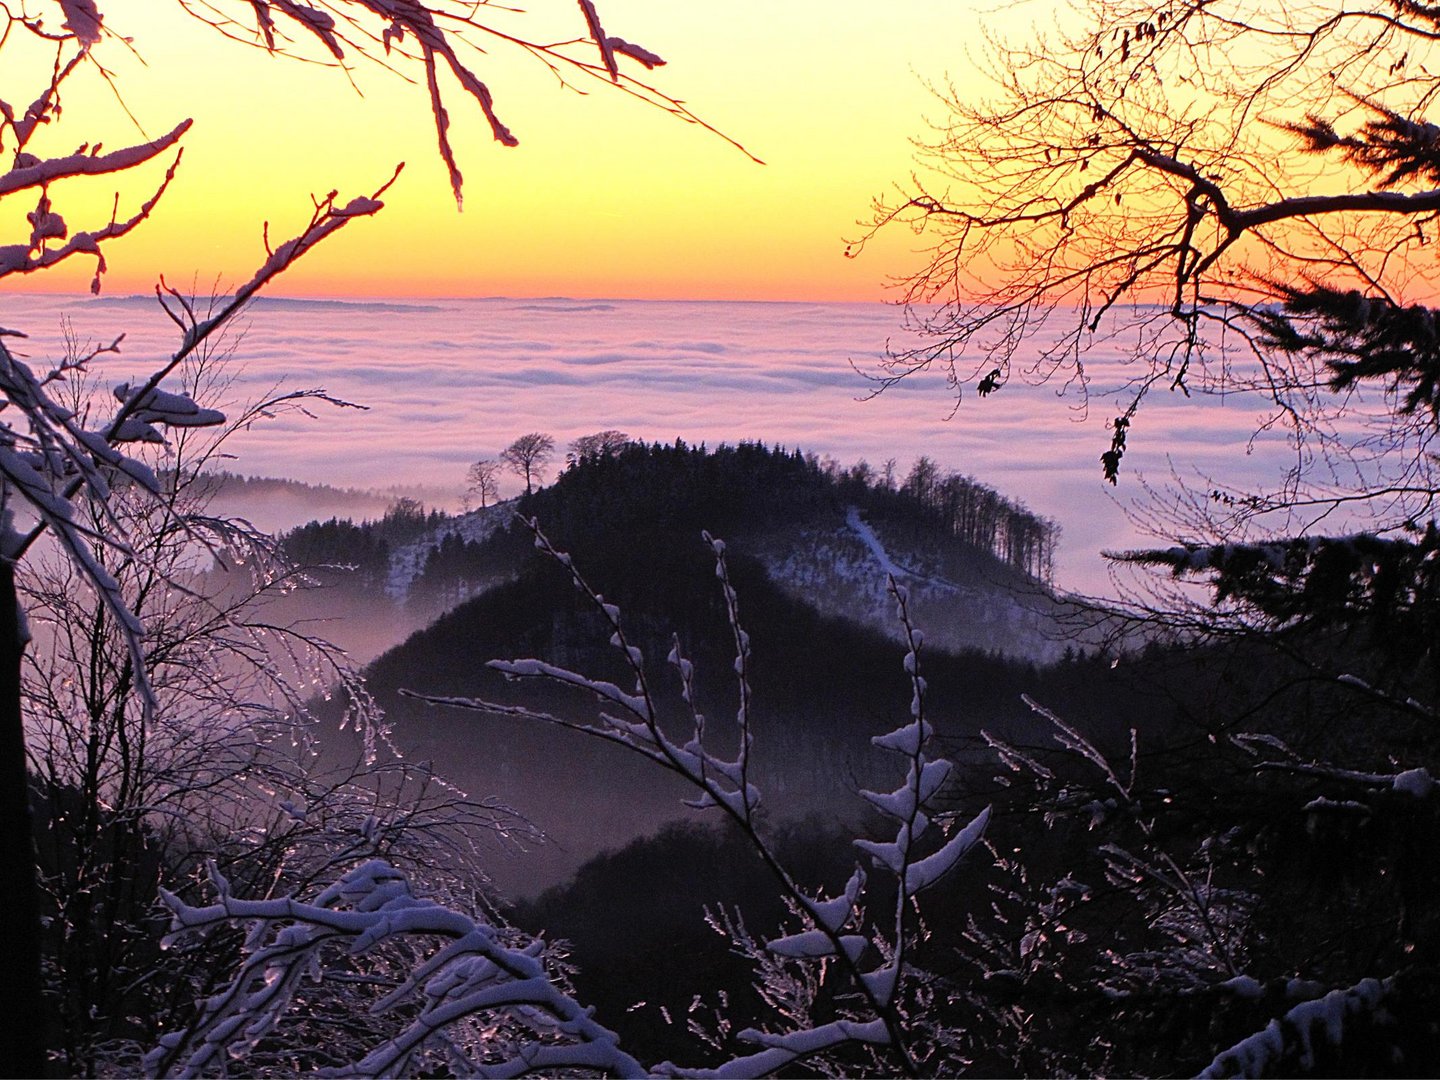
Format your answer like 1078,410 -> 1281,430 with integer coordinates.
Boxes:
6,294 -> 1333,593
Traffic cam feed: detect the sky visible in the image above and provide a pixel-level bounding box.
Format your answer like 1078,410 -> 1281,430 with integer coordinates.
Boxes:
3,1 -> 1002,301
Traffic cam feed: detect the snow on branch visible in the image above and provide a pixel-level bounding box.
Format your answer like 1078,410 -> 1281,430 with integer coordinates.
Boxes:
578,0 -> 620,81
1197,977 -> 1395,1078
0,135 -> 188,294
1232,731 -> 1437,797
404,518 -> 761,817
212,0 -> 754,206
147,857 -> 646,1079
3,50 -> 86,147
58,0 -> 102,47
856,577 -> 991,1030
224,0 -> 721,207
0,334 -> 175,714
0,121 -> 191,199
143,169 -> 398,375
0,30 -> 190,293
658,1019 -> 891,1079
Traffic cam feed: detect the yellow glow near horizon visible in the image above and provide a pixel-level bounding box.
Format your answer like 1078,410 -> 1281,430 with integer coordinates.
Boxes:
2,2 -> 995,302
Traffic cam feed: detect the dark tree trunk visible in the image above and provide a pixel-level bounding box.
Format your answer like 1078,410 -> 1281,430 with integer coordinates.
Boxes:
0,560 -> 47,1077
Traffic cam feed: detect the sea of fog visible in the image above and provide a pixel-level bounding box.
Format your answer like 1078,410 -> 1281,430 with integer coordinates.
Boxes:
3,293 -> 1327,595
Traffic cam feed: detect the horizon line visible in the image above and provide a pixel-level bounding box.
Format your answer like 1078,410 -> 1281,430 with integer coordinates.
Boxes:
0,287 -> 900,308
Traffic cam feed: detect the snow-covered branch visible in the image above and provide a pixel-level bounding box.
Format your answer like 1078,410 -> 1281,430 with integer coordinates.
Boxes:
0,121 -> 191,199
1198,977 -> 1395,1078
148,857 -> 645,1079
185,0 -> 754,206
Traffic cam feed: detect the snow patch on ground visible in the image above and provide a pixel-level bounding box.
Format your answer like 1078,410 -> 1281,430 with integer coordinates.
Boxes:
846,505 -> 907,579
386,502 -> 512,598
758,506 -> 1078,663
844,505 -> 972,597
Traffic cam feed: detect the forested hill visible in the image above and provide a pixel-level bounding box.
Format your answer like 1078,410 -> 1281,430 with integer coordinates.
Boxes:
507,440 -> 1058,582
280,439 -> 1085,662
363,540 -> 1105,896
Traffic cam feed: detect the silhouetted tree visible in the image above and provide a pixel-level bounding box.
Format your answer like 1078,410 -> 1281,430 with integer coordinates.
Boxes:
862,0 -> 1440,510
903,455 -> 941,504
465,458 -> 501,509
566,429 -> 631,468
501,432 -> 556,495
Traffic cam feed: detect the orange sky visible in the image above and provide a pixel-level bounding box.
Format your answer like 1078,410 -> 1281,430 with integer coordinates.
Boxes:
2,2 -> 995,302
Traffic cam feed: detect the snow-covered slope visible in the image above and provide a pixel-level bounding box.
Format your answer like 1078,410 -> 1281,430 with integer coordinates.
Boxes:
385,502 -> 512,599
758,505 -> 1087,663
375,501 -> 1093,664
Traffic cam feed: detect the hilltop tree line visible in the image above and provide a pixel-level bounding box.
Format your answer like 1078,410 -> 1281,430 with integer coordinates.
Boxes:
462,435 -> 1058,582
271,439 -> 1062,647
889,456 -> 1056,582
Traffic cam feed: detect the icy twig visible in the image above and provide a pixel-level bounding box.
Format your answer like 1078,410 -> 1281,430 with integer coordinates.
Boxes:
990,696 -> 1248,983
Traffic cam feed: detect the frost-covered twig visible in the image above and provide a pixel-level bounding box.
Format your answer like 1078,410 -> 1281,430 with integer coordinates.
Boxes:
410,519 -> 768,820
850,578 -> 992,1067
985,700 -> 1248,990
1232,732 -> 1437,797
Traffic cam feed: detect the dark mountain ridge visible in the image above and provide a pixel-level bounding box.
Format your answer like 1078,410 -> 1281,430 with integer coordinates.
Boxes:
284,439 -> 1095,663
